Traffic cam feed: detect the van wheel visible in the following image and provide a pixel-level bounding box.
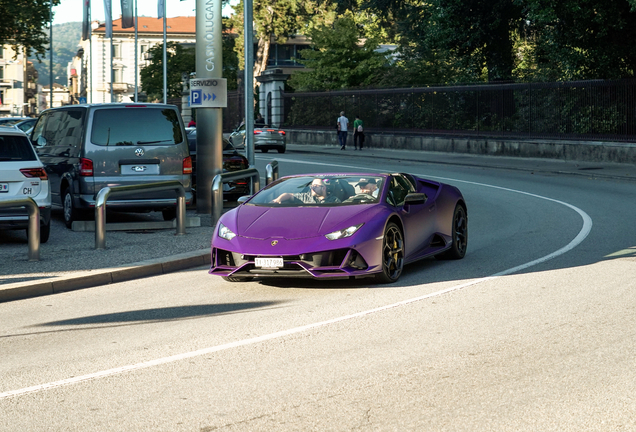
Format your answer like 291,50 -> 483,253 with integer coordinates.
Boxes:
40,218 -> 51,243
261,149 -> 269,153
62,187 -> 79,229
162,208 -> 177,221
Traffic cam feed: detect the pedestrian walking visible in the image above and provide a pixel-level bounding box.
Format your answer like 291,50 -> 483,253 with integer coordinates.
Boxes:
336,111 -> 349,150
353,115 -> 365,150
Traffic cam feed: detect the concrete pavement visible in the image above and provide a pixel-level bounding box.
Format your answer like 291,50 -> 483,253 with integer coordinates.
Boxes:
1,143 -> 634,303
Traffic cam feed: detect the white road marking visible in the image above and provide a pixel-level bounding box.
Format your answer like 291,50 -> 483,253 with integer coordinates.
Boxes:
0,160 -> 593,400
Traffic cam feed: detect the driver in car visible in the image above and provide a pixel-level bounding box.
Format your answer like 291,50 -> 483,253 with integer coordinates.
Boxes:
356,178 -> 379,198
273,178 -> 341,204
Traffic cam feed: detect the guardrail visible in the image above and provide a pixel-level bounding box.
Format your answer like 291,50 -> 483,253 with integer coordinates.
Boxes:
95,181 -> 186,249
0,198 -> 40,261
266,160 -> 279,185
211,168 -> 260,227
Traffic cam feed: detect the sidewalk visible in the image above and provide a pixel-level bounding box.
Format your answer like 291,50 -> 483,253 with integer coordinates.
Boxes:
1,144 -> 634,302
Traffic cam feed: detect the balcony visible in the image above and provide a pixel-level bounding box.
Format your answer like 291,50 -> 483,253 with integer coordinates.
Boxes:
113,82 -> 129,92
98,82 -> 130,92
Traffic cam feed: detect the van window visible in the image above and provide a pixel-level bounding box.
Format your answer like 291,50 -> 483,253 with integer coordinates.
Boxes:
91,108 -> 183,146
32,109 -> 84,147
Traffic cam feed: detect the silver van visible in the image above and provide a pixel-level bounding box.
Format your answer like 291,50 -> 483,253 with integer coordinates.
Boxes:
30,103 -> 193,228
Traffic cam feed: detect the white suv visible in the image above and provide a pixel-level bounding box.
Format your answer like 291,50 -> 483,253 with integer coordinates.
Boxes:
0,126 -> 52,242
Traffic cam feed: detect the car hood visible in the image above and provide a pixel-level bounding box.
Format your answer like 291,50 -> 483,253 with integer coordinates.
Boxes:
232,204 -> 373,240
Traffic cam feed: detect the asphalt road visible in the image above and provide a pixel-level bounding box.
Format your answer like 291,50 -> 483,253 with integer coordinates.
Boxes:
1,148 -> 635,431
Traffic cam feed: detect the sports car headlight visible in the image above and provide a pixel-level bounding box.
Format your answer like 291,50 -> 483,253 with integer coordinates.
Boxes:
218,223 -> 237,241
325,224 -> 363,241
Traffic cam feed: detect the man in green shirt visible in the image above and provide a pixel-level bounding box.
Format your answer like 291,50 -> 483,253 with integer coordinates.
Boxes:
353,115 -> 365,150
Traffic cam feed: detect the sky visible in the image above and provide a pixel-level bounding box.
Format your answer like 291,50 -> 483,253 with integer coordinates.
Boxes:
52,0 -> 238,25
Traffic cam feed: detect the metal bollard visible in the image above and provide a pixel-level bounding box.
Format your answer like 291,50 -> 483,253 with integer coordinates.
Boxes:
95,181 -> 186,249
0,198 -> 40,261
211,168 -> 260,227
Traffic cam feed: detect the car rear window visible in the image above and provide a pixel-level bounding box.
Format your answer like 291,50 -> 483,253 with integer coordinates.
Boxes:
0,134 -> 37,161
91,108 -> 183,146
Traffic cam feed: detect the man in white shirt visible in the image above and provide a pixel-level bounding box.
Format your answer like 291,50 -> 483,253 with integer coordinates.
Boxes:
337,111 -> 349,150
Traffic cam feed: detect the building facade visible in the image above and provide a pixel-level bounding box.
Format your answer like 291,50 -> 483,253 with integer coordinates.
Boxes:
0,45 -> 38,116
75,16 -> 197,104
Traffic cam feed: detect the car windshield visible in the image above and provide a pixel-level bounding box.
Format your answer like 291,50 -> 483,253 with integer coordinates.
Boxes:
246,175 -> 383,207
91,108 -> 183,146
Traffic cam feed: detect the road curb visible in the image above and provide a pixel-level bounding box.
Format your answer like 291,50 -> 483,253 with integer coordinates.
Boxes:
0,249 -> 211,303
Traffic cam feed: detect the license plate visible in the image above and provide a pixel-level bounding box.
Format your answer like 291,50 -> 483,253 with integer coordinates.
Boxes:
0,183 -> 8,193
255,257 -> 283,268
121,164 -> 160,175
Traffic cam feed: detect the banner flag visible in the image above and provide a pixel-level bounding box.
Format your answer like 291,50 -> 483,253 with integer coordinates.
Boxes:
157,0 -> 165,19
82,0 -> 90,40
104,0 -> 112,38
121,0 -> 134,29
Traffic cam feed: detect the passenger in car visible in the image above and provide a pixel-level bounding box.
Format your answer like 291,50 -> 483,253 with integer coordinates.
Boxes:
356,178 -> 380,197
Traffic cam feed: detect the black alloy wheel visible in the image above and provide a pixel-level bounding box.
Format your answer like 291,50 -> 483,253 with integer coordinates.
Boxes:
437,204 -> 468,260
376,222 -> 404,283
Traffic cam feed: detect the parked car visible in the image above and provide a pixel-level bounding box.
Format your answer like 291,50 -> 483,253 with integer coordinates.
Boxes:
13,118 -> 37,134
0,126 -> 51,242
0,117 -> 30,126
209,172 -> 467,283
228,123 -> 286,153
29,103 -> 193,228
186,128 -> 250,200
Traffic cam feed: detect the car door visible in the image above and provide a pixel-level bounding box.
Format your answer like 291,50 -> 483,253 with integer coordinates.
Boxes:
387,174 -> 436,259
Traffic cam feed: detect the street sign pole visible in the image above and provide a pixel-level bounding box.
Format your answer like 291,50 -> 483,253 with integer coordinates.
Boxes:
195,0 -> 223,215
244,0 -> 254,167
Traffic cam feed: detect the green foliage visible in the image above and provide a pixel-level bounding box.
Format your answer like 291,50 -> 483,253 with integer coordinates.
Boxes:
229,0 -> 336,73
288,17 -> 389,91
29,22 -> 81,86
521,0 -> 636,80
0,0 -> 60,59
222,19 -> 239,91
358,0 -> 636,83
140,42 -> 196,101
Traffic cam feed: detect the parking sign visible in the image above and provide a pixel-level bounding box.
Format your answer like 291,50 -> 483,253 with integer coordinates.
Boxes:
190,89 -> 202,106
188,78 -> 227,108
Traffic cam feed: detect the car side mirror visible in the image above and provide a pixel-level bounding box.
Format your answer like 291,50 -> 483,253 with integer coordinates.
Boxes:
404,193 -> 428,205
237,195 -> 251,204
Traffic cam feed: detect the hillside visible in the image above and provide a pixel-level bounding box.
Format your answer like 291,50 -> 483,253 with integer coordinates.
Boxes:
30,22 -> 82,86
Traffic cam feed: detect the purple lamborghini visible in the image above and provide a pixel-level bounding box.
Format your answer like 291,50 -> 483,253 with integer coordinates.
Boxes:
209,173 -> 467,283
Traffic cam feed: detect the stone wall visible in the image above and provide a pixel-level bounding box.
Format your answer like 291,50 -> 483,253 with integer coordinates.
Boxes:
287,129 -> 636,164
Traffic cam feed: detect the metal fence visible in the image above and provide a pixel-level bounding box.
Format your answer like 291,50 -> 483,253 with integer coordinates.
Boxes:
280,79 -> 636,142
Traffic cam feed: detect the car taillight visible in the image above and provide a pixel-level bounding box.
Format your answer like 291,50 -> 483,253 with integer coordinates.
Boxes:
278,131 -> 286,135
266,129 -> 275,132
20,168 -> 48,180
79,158 -> 93,176
254,130 -> 262,134
183,156 -> 193,174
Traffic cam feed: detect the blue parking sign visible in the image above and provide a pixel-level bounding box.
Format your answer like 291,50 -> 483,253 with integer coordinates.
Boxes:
190,89 -> 202,106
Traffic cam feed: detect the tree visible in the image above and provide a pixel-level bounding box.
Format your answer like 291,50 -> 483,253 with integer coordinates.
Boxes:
0,0 -> 60,59
289,17 -> 388,91
229,0 -> 337,87
140,42 -> 196,101
521,0 -> 636,80
362,0 -> 523,83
